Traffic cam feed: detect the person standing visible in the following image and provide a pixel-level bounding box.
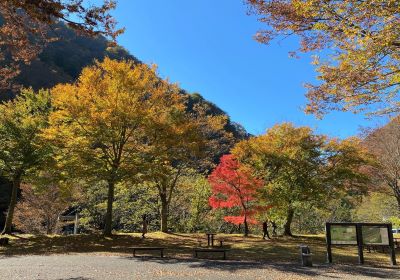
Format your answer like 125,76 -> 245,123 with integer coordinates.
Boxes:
271,221 -> 277,237
142,214 -> 148,238
262,220 -> 270,239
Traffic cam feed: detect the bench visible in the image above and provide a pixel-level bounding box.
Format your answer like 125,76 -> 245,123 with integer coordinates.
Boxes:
193,248 -> 230,260
131,247 -> 165,257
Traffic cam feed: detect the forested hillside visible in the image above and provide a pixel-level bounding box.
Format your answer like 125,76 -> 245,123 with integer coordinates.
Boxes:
0,22 -> 136,100
1,22 -> 247,139
0,23 -> 248,229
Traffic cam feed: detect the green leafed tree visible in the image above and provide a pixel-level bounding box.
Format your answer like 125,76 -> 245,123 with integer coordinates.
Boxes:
0,89 -> 52,234
353,192 -> 399,223
233,123 -> 371,236
167,173 -> 213,233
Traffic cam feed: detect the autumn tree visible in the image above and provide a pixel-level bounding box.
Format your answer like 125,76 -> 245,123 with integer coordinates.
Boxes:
140,102 -> 231,233
177,175 -> 213,233
0,89 -> 52,234
14,184 -> 69,234
353,192 -> 399,224
233,123 -> 371,236
208,154 -> 265,236
364,117 -> 400,213
247,0 -> 400,116
45,58 -> 183,236
0,0 -> 123,90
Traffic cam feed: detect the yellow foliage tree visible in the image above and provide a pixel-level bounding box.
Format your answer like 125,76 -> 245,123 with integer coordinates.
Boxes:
247,0 -> 400,116
233,123 -> 372,236
44,58 -> 184,236
0,89 -> 52,234
140,104 -> 231,232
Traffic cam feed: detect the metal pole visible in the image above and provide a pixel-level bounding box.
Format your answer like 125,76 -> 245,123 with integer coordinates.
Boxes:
356,224 -> 364,265
74,213 -> 79,235
326,223 -> 332,263
388,224 -> 397,265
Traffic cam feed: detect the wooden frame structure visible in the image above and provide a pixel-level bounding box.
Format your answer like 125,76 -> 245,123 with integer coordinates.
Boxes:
326,222 -> 396,265
58,213 -> 79,235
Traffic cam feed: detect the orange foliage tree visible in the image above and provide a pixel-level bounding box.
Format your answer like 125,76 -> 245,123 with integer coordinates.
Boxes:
246,0 -> 400,116
0,0 -> 123,90
14,184 -> 68,234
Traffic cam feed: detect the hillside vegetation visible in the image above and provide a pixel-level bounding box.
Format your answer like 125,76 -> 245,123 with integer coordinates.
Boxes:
0,23 -> 248,229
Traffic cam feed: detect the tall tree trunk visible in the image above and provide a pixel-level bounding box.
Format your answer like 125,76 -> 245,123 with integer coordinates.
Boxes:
103,180 -> 115,236
396,195 -> 400,215
2,174 -> 21,235
284,206 -> 294,237
160,194 -> 168,233
389,181 -> 400,215
244,216 -> 249,237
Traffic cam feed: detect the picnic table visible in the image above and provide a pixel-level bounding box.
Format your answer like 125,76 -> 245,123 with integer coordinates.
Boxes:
205,233 -> 217,247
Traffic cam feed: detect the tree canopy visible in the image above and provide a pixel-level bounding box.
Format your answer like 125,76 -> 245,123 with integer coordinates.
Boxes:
247,0 -> 400,116
139,100 -> 231,232
0,89 -> 52,234
209,154 -> 266,236
364,116 -> 400,213
44,58 -> 184,236
1,2 -> 395,238
0,0 -> 123,90
233,123 -> 371,236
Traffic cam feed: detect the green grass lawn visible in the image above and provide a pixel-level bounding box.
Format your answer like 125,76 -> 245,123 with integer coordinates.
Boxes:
0,232 -> 398,267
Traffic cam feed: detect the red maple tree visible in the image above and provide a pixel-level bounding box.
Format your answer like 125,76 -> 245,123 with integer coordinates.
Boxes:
208,154 -> 267,236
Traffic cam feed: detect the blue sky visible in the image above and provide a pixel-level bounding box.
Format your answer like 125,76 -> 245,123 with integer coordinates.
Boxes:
107,0 -> 386,138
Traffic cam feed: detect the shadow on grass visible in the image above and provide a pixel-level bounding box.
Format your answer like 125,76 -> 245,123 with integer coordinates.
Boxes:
0,234 -> 139,256
0,233 -> 202,257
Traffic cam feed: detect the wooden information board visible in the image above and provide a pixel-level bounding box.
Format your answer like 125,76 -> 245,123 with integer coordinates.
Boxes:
326,223 -> 396,265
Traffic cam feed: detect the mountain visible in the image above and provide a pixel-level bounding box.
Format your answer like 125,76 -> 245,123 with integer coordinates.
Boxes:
0,22 -> 136,99
1,22 -> 248,139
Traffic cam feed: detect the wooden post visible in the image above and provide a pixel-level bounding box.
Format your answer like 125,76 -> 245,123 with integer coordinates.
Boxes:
326,223 -> 332,264
356,224 -> 364,265
388,224 -> 397,265
74,213 -> 79,235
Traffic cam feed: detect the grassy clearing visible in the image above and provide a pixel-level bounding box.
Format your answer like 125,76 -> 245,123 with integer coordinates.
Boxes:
0,232 -> 398,267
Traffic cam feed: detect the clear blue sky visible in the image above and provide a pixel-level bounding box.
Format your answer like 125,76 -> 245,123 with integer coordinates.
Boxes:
108,0 -> 385,138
